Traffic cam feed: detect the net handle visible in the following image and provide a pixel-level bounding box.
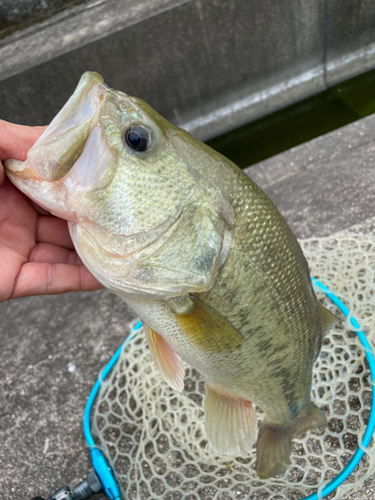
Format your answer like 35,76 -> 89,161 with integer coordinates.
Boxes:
83,320 -> 143,499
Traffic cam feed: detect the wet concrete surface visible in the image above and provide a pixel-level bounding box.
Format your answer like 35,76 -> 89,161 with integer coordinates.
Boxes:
1,113 -> 375,499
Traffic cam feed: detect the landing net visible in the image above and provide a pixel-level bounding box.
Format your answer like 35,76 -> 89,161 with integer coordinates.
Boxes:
92,233 -> 375,500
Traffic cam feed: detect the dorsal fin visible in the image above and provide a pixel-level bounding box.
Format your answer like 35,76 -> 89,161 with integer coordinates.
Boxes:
319,303 -> 339,336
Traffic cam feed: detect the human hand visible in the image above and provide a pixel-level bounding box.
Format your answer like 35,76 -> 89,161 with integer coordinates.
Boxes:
0,119 -> 102,301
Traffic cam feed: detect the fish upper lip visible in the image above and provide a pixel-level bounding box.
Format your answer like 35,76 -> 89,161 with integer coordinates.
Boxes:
11,84 -> 106,183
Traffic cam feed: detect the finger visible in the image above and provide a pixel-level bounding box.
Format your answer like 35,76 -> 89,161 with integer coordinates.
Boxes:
29,243 -> 82,265
0,120 -> 47,162
36,216 -> 75,249
10,262 -> 102,299
0,161 -> 4,186
0,243 -> 26,302
29,199 -> 51,216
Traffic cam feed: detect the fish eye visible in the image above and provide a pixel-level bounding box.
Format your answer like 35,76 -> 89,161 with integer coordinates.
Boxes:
124,125 -> 150,152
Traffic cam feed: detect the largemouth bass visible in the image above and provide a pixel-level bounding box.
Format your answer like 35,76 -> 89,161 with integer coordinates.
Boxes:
5,72 -> 336,479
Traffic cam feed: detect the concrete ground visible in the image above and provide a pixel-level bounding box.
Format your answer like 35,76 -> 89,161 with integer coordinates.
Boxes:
1,113 -> 375,499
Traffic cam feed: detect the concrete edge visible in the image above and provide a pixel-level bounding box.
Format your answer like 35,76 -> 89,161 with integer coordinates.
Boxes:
181,66 -> 326,141
326,41 -> 375,85
0,0 -> 191,81
185,39 -> 375,140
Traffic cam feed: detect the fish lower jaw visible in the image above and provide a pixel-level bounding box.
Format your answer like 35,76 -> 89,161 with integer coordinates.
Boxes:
4,159 -> 38,179
5,170 -> 77,222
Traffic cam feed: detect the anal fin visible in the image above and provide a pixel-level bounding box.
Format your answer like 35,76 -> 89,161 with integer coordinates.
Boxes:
143,323 -> 185,392
256,403 -> 327,479
204,383 -> 257,455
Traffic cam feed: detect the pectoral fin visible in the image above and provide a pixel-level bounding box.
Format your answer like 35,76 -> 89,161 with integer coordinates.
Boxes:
204,383 -> 257,455
143,323 -> 185,392
174,296 -> 244,354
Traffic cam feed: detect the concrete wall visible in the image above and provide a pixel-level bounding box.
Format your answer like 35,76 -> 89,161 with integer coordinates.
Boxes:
0,0 -> 375,140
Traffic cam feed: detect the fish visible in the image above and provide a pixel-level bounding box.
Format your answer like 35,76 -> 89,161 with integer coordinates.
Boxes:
4,71 -> 337,479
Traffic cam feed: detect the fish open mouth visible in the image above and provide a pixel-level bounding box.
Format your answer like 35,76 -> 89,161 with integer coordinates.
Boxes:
5,71 -> 107,183
4,72 -> 110,221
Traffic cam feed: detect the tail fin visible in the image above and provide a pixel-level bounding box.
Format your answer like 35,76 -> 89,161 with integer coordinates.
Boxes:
256,403 -> 327,479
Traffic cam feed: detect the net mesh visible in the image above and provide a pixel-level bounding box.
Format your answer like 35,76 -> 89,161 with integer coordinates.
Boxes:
92,233 -> 375,500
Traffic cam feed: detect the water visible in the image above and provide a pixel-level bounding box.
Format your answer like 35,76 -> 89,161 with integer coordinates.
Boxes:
207,68 -> 375,169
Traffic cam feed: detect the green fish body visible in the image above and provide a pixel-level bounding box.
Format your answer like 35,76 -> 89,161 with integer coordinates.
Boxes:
5,72 -> 336,478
